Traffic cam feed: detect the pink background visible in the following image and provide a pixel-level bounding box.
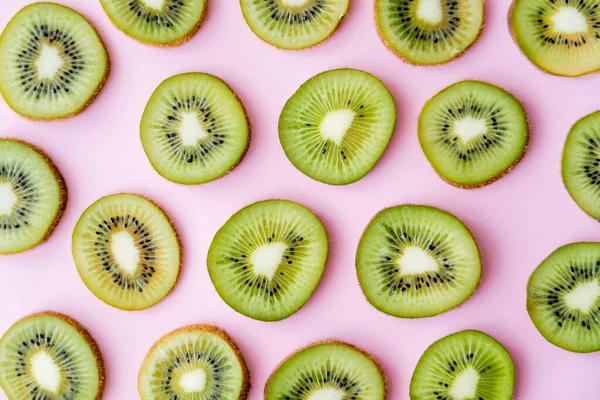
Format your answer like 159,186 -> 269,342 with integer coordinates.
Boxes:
1,0 -> 600,398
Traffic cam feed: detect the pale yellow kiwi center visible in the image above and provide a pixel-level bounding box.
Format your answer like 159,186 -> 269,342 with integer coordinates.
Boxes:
398,247 -> 439,275
179,112 -> 209,146
320,110 -> 355,145
552,7 -> 588,34
416,0 -> 443,25
453,117 -> 487,144
36,44 -> 63,80
31,351 -> 61,394
449,366 -> 480,400
0,182 -> 16,216
565,281 -> 600,313
280,0 -> 311,7
179,369 -> 207,393
308,388 -> 346,400
251,242 -> 287,279
111,231 -> 140,275
141,0 -> 165,10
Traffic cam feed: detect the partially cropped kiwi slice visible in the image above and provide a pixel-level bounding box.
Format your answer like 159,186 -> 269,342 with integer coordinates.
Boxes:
72,193 -> 180,311
356,205 -> 481,318
207,199 -> 328,321
376,0 -> 484,65
279,68 -> 396,185
138,325 -> 250,400
419,80 -> 528,188
141,73 -> 250,185
0,312 -> 104,400
410,330 -> 515,400
0,3 -> 109,120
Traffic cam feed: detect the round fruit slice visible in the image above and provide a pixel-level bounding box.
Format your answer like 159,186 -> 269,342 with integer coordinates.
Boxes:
527,242 -> 600,353
419,80 -> 528,188
72,193 -> 180,311
356,205 -> 481,318
207,199 -> 328,321
139,325 -> 250,400
0,139 -> 66,255
279,68 -> 397,185
141,73 -> 250,185
376,0 -> 484,65
0,3 -> 109,120
410,330 -> 515,400
265,341 -> 386,400
0,312 -> 104,400
100,0 -> 207,46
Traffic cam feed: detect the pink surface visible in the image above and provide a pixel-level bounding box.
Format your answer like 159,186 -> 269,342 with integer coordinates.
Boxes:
1,0 -> 600,398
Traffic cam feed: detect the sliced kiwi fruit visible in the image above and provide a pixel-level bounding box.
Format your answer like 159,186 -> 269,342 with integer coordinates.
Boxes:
138,324 -> 250,400
510,0 -> 600,77
207,199 -> 328,321
279,68 -> 397,185
72,193 -> 181,311
419,80 -> 529,188
0,3 -> 109,120
0,139 -> 66,255
376,0 -> 484,65
140,72 -> 250,185
0,311 -> 104,400
356,204 -> 481,318
410,330 -> 515,400
265,340 -> 386,400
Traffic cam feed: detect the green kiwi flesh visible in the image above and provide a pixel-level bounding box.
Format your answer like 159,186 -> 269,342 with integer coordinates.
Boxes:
207,199 -> 328,321
356,205 -> 481,318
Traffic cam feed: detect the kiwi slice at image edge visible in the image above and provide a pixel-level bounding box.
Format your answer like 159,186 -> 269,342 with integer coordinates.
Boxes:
419,80 -> 528,188
410,330 -> 515,400
138,325 -> 250,400
0,312 -> 104,400
356,205 -> 481,318
72,193 -> 181,311
376,0 -> 484,65
279,68 -> 396,185
0,3 -> 109,120
140,72 -> 250,185
207,199 -> 328,321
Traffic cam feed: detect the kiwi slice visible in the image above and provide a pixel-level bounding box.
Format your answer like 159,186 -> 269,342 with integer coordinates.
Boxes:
207,199 -> 328,321
419,80 -> 528,188
376,0 -> 484,65
140,73 -> 250,185
138,324 -> 250,400
72,193 -> 181,311
527,242 -> 600,353
0,3 -> 109,120
0,311 -> 104,400
100,0 -> 207,46
279,68 -> 396,185
510,0 -> 600,77
356,205 -> 481,318
265,340 -> 386,400
0,139 -> 66,255
410,330 -> 515,400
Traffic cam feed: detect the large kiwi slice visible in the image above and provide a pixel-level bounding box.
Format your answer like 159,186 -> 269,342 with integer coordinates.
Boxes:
376,0 -> 484,65
279,68 -> 396,185
207,199 -> 328,321
72,193 -> 181,311
140,72 -> 250,185
0,139 -> 66,255
527,242 -> 600,353
138,324 -> 250,400
419,80 -> 528,188
356,205 -> 481,318
410,330 -> 515,400
0,311 -> 104,400
510,0 -> 600,77
265,340 -> 386,400
0,3 -> 109,120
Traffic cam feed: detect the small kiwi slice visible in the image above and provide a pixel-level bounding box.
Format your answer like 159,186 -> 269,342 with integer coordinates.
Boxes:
0,139 -> 66,255
265,340 -> 386,400
410,330 -> 515,400
140,72 -> 250,185
72,193 -> 181,311
356,205 -> 481,318
0,311 -> 104,400
0,3 -> 109,120
376,0 -> 484,65
279,68 -> 396,185
419,80 -> 528,188
138,324 -> 250,400
527,242 -> 600,353
207,199 -> 328,321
